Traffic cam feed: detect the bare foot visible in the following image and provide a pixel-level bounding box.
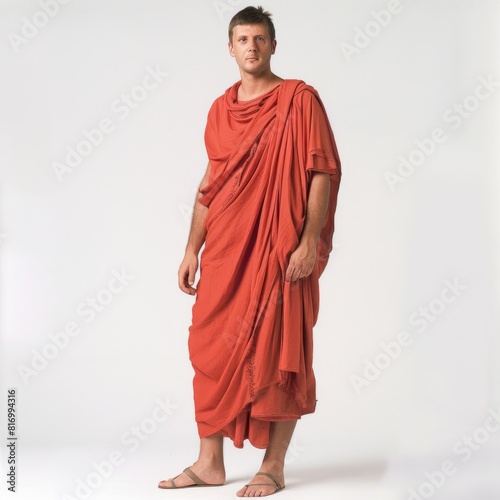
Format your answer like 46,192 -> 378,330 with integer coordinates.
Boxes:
236,468 -> 285,497
158,460 -> 225,488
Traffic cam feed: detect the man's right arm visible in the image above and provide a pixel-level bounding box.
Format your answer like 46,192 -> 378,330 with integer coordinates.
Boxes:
178,162 -> 211,295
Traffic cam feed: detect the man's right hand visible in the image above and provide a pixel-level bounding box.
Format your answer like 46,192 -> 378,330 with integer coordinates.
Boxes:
178,252 -> 199,295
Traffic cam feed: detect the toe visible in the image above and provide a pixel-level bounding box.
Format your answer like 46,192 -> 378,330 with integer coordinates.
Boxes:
246,484 -> 277,497
158,471 -> 191,488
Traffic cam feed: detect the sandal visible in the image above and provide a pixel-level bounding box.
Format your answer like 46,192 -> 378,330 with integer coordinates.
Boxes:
158,466 -> 224,489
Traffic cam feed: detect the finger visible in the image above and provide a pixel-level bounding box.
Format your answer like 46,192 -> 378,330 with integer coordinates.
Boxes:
188,265 -> 196,287
181,283 -> 196,295
288,267 -> 298,282
178,269 -> 193,295
186,278 -> 196,294
183,277 -> 196,295
178,272 -> 186,292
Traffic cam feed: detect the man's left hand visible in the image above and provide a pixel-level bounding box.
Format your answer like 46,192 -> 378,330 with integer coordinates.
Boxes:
285,243 -> 316,282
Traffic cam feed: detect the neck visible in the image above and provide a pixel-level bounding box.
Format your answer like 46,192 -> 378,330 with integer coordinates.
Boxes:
237,72 -> 283,101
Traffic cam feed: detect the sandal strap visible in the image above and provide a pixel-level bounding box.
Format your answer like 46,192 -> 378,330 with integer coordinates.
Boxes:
183,467 -> 208,485
251,471 -> 283,490
244,482 -> 278,489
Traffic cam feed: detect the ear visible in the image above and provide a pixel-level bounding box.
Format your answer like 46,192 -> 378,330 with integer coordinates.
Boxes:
271,39 -> 277,55
228,41 -> 235,57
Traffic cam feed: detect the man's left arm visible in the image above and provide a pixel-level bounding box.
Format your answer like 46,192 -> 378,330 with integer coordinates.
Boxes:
285,171 -> 330,282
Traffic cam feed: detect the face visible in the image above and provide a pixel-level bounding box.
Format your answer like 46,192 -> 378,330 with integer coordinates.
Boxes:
228,24 -> 277,77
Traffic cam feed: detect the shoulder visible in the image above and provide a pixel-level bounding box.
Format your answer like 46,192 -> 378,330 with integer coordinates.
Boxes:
214,80 -> 240,107
282,79 -> 323,113
281,79 -> 319,100
207,80 -> 240,118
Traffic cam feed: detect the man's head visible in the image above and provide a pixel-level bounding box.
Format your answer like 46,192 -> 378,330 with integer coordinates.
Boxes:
228,6 -> 277,77
228,5 -> 276,44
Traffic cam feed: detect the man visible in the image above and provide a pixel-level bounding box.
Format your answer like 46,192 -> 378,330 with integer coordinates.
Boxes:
159,6 -> 341,497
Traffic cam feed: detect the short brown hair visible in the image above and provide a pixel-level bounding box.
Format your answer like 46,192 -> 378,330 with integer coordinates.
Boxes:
228,5 -> 276,43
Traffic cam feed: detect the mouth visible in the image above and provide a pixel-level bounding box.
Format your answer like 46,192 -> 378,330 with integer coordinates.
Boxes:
246,56 -> 258,61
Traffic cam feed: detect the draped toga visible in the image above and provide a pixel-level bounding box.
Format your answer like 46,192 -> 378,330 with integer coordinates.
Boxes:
188,79 -> 341,449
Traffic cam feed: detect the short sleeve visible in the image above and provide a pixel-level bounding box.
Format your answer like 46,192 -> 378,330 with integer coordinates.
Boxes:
293,88 -> 341,177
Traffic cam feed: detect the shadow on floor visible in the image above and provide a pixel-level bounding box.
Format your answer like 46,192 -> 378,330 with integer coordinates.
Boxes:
287,459 -> 389,487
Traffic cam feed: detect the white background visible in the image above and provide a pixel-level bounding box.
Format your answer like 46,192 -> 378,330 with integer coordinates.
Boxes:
1,0 -> 499,499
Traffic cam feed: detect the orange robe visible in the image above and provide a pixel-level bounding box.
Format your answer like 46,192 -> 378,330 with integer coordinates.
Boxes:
188,79 -> 341,448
